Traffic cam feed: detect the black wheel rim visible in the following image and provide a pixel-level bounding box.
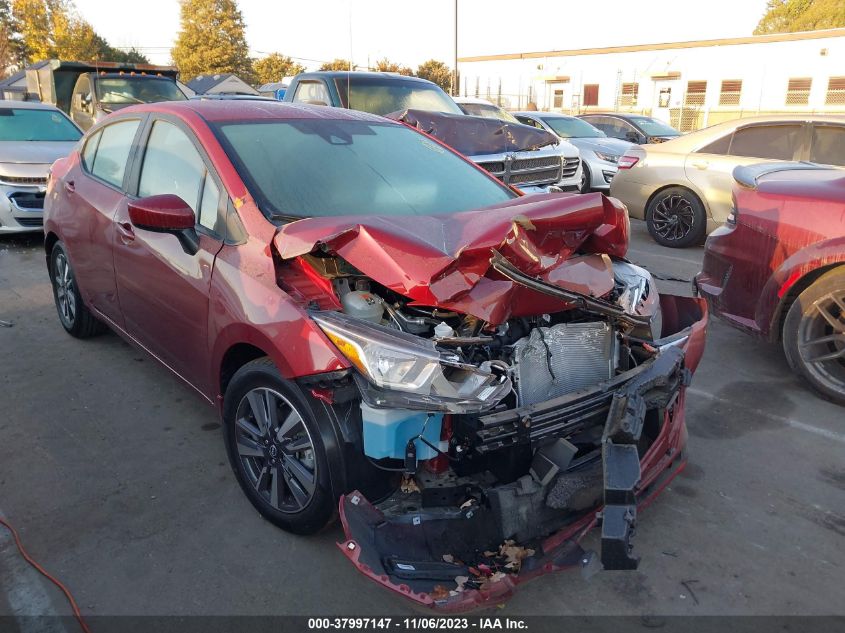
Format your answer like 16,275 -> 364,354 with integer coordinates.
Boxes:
797,291 -> 845,395
234,388 -> 317,513
53,252 -> 76,326
652,194 -> 696,241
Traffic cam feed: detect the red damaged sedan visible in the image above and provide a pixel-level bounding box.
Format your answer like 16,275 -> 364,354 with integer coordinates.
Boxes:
44,101 -> 706,609
696,163 -> 845,405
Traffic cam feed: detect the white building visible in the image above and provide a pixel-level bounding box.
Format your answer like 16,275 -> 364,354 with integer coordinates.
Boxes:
457,28 -> 845,131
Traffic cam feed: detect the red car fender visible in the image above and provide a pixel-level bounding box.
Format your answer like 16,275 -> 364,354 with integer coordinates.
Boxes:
756,236 -> 845,340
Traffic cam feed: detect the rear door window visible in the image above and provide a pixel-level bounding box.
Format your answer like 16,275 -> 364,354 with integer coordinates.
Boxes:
90,119 -> 141,188
809,125 -> 845,166
728,124 -> 803,160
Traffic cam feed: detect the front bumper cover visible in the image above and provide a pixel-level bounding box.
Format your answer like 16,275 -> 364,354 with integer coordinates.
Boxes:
336,296 -> 706,610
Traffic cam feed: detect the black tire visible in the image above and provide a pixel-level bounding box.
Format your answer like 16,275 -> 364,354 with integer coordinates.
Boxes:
782,267 -> 845,406
49,241 -> 103,338
645,187 -> 707,248
223,357 -> 336,534
579,162 -> 592,193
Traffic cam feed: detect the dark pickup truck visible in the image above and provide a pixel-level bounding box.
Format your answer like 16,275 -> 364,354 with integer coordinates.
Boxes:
284,71 -> 582,193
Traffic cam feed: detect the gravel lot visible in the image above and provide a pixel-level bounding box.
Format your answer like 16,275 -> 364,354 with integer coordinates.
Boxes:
1,221 -> 843,618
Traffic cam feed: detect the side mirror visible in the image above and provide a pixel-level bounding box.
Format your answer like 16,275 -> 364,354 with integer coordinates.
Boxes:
129,194 -> 195,231
128,194 -> 199,254
626,131 -> 641,143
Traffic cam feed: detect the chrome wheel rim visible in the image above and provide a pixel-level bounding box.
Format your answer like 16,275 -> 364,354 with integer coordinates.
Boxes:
579,167 -> 588,191
798,291 -> 845,394
53,252 -> 76,325
234,388 -> 317,513
652,194 -> 696,241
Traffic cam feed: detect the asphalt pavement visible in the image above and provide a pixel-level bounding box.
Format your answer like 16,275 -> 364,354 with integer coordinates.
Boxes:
1,221 -> 843,619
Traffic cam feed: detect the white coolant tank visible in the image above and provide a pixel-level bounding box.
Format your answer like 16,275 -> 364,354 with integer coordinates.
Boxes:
341,290 -> 384,323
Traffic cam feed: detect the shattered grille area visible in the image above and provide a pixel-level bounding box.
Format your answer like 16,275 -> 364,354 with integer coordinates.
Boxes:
512,322 -> 616,406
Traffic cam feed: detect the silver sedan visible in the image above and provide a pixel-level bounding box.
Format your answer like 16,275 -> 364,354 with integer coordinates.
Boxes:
514,112 -> 635,193
0,101 -> 81,235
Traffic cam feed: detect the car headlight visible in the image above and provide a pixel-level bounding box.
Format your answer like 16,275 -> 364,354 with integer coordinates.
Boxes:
312,311 -> 511,413
594,151 -> 620,164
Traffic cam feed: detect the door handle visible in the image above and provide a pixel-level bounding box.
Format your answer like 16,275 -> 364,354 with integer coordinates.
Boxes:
691,160 -> 709,170
117,222 -> 135,243
64,180 -> 75,194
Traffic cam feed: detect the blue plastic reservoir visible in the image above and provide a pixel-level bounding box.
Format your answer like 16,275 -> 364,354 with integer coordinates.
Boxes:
361,403 -> 444,460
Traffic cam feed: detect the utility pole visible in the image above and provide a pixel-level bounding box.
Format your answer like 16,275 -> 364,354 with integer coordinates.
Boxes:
453,0 -> 458,96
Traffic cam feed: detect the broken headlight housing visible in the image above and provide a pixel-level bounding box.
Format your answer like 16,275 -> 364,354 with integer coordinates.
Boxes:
312,311 -> 511,413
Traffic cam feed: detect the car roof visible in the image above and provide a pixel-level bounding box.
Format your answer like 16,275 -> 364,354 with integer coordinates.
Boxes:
117,100 -> 394,124
650,113 -> 845,153
0,100 -> 64,111
296,71 -> 437,87
513,111 -> 576,120
453,97 -> 495,105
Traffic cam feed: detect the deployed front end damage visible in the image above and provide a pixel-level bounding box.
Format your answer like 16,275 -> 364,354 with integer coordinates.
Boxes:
272,192 -> 707,609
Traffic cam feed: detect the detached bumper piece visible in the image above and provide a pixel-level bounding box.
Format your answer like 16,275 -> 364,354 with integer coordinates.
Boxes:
601,345 -> 687,570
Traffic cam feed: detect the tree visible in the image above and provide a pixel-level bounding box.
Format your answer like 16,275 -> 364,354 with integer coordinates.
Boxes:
374,57 -> 412,76
319,58 -> 355,71
0,0 -> 26,73
172,0 -> 254,83
10,0 -> 145,64
253,52 -> 304,85
754,0 -> 845,34
416,59 -> 452,91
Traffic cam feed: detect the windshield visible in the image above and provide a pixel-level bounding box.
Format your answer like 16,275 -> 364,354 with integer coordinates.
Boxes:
629,116 -> 679,137
342,77 -> 463,116
96,78 -> 187,105
0,107 -> 81,142
542,116 -> 605,138
214,119 -> 514,220
458,102 -> 519,123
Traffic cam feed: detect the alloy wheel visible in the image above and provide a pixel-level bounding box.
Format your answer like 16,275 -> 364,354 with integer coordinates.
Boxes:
53,252 -> 76,326
234,387 -> 317,513
797,290 -> 845,394
651,194 -> 696,242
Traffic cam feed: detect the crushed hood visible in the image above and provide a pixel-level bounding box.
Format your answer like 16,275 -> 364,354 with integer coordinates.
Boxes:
386,109 -> 559,157
274,193 -> 629,324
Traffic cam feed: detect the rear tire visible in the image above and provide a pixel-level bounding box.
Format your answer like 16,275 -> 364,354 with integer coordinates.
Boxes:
783,267 -> 845,406
49,241 -> 103,338
223,358 -> 336,534
646,187 -> 707,248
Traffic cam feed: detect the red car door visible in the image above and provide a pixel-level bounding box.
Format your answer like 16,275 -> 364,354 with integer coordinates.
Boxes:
112,118 -> 226,395
62,118 -> 144,328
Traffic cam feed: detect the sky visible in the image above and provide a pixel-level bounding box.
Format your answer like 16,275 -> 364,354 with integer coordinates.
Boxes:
73,0 -> 771,69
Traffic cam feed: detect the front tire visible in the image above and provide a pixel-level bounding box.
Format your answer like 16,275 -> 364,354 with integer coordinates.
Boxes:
783,268 -> 845,406
646,187 -> 707,248
223,358 -> 336,534
579,163 -> 592,193
49,241 -> 102,338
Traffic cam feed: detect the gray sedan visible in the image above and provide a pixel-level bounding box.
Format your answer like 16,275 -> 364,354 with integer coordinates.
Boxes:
514,112 -> 635,193
0,101 -> 81,234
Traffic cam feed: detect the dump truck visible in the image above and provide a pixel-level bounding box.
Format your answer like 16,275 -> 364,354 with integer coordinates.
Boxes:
24,60 -> 187,130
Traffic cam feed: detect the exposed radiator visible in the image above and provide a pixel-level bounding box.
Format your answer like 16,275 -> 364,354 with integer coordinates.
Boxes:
512,322 -> 617,406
